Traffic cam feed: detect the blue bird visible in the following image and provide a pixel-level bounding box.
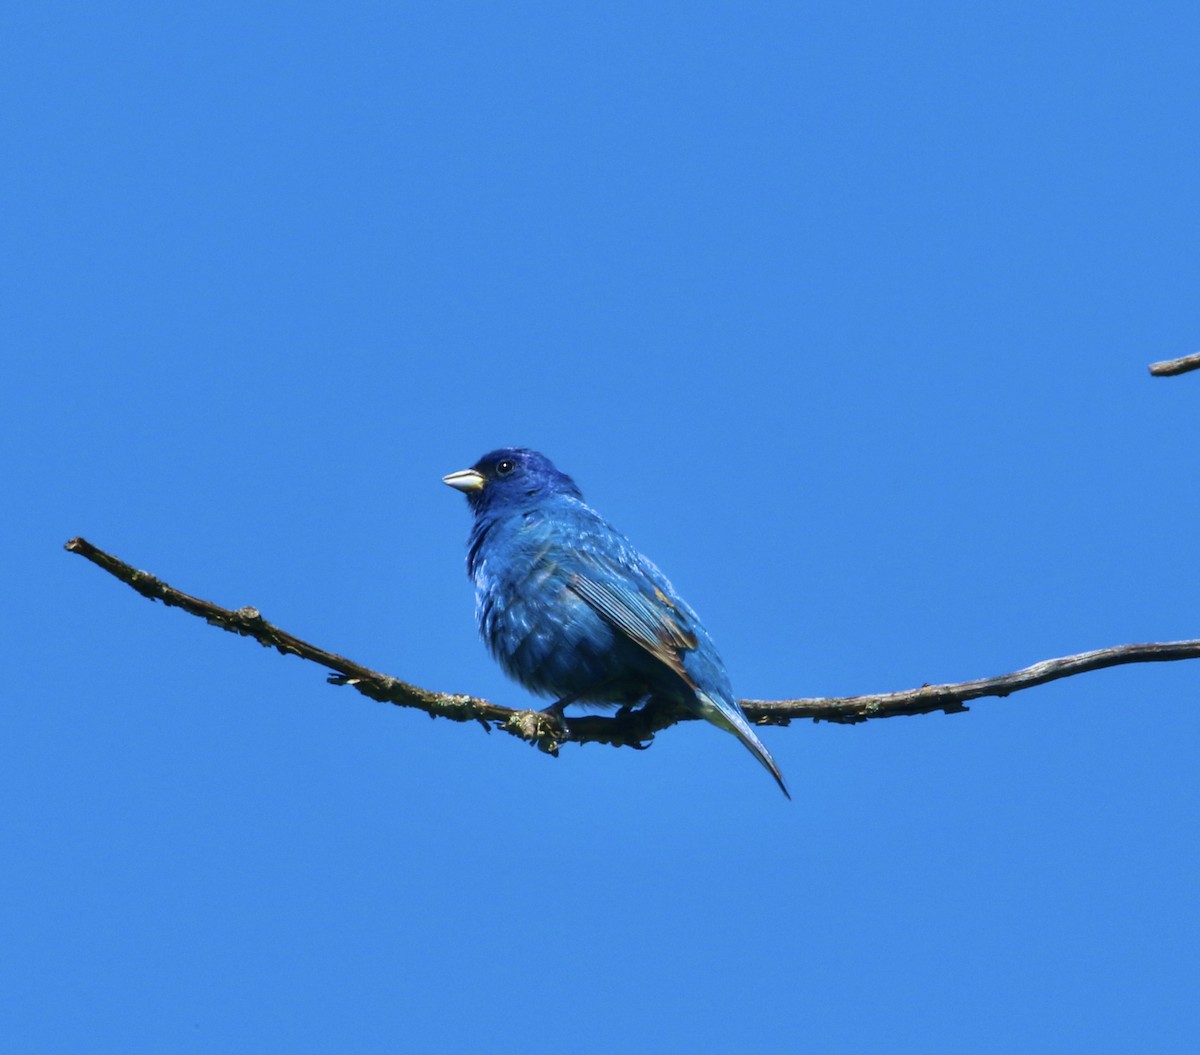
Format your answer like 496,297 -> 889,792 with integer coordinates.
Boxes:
443,448 -> 789,798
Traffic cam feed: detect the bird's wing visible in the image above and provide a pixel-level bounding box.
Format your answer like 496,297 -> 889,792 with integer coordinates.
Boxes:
565,549 -> 700,690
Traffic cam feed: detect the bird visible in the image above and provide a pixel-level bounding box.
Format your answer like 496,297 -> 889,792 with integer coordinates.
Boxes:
443,447 -> 789,797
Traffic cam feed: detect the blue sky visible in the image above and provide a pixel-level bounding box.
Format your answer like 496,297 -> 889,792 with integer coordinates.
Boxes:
4,2 -> 1199,1051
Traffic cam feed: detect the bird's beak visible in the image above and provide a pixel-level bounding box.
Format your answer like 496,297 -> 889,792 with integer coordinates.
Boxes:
442,468 -> 486,493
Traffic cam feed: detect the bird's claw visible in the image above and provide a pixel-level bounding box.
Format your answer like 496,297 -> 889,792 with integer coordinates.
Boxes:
614,703 -> 655,750
539,703 -> 573,742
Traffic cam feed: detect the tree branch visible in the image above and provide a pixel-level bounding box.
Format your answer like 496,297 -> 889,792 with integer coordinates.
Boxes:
1149,352 -> 1200,377
65,537 -> 1200,755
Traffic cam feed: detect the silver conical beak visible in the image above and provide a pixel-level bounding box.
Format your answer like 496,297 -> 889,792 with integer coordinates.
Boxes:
442,468 -> 486,493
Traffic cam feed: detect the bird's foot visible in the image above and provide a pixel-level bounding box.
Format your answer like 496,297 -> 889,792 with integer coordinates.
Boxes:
540,698 -> 574,741
540,681 -> 611,742
614,700 -> 663,750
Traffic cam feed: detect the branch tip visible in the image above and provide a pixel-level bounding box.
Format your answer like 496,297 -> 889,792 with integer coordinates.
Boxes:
1148,352 -> 1200,377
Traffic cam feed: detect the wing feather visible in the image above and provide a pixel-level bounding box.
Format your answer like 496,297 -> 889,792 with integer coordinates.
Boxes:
565,552 -> 699,689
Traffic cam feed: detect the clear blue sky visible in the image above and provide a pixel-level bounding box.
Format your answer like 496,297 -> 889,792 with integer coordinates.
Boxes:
5,3 -> 1198,1051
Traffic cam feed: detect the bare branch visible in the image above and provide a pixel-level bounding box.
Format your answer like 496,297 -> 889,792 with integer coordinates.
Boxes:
744,640 -> 1200,724
65,537 -> 1200,755
1149,352 -> 1200,377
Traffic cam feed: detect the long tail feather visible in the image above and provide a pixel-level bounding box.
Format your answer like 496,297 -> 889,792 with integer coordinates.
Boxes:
696,691 -> 790,799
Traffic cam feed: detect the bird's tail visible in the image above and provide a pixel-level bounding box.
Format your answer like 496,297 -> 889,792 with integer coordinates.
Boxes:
695,691 -> 790,799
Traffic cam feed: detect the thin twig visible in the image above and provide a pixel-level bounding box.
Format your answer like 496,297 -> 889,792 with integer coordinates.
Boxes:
1149,352 -> 1200,377
65,537 -> 1200,754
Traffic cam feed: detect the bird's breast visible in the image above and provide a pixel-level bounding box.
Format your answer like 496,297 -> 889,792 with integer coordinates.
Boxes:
472,544 -> 642,701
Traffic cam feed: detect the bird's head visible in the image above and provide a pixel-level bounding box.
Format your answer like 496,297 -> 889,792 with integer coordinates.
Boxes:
442,448 -> 582,514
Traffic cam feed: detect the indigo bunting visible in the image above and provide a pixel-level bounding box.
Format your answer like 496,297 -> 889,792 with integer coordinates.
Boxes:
444,448 -> 788,797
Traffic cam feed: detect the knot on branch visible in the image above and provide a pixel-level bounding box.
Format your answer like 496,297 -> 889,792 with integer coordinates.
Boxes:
902,685 -> 970,718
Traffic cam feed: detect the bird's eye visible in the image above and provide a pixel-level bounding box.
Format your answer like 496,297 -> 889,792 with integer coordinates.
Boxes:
496,459 -> 516,476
